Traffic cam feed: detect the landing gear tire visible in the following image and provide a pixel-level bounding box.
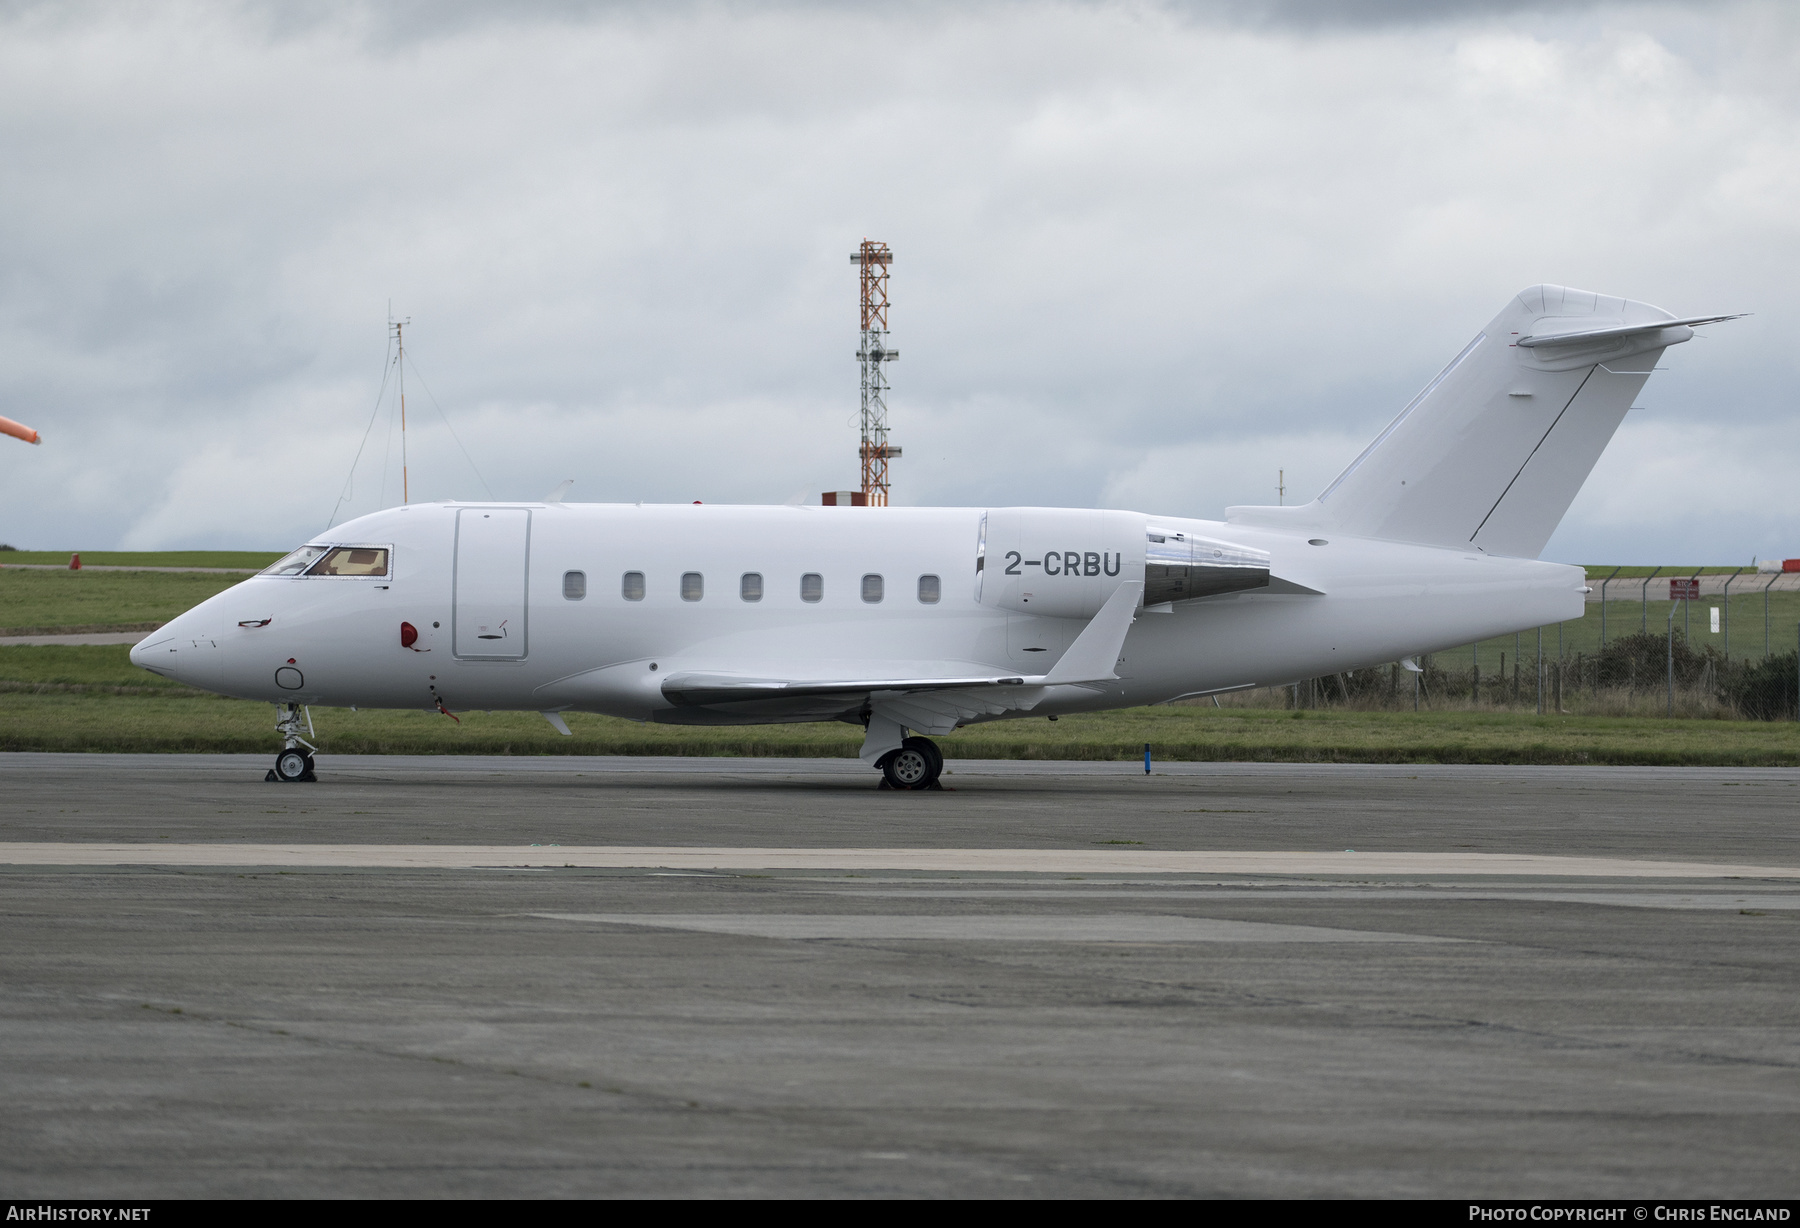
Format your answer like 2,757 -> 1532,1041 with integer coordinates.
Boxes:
913,736 -> 945,780
880,736 -> 943,791
272,749 -> 315,783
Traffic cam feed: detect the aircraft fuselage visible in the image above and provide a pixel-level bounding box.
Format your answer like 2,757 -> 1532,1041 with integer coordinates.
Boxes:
134,500 -> 1584,726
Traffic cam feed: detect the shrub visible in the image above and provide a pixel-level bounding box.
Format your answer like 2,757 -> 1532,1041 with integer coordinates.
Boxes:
1724,651 -> 1799,721
1595,631 -> 1724,690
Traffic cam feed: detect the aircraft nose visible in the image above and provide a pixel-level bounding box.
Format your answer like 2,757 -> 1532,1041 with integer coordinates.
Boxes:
130,624 -> 181,676
130,612 -> 221,688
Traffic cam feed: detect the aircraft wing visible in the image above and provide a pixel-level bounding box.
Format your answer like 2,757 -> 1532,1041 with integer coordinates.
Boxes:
661,581 -> 1146,732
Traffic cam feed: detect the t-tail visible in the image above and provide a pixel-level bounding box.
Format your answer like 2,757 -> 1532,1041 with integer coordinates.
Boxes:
1227,285 -> 1741,557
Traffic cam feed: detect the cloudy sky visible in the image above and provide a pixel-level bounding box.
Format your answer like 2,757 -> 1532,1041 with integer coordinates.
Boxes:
0,0 -> 1794,564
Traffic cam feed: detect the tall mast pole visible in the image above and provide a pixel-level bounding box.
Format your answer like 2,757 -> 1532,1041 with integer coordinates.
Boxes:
850,240 -> 898,506
392,316 -> 410,504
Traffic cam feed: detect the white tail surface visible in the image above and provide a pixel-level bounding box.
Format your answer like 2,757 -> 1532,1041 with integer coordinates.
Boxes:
1227,285 -> 1737,558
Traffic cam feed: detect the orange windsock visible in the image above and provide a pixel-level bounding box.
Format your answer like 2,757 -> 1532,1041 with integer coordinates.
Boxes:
0,415 -> 41,445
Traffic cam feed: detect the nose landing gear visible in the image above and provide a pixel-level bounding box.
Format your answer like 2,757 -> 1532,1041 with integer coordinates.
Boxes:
265,702 -> 318,782
878,735 -> 945,790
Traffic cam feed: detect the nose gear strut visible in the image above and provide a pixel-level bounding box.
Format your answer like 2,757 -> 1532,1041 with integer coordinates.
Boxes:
266,702 -> 317,782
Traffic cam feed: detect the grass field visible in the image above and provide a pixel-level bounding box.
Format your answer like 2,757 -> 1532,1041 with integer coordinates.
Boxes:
4,556 -> 1798,764
2,645 -> 1796,764
7,562 -> 1798,659
0,550 -> 280,568
0,568 -> 253,632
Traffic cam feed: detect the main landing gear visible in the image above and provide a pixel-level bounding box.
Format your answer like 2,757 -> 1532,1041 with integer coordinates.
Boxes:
878,736 -> 945,791
265,702 -> 317,783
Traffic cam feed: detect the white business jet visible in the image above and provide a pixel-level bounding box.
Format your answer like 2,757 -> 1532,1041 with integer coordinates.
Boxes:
132,285 -> 1737,788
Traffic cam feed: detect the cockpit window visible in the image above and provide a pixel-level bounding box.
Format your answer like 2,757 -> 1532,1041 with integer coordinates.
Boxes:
305,546 -> 390,577
262,545 -> 329,576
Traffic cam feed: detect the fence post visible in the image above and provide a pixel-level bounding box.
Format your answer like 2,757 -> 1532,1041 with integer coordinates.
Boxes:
1641,566 -> 1664,634
1668,602 -> 1677,718
1767,572 -> 1782,658
1721,567 -> 1745,662
1536,626 -> 1543,716
1600,566 -> 1622,649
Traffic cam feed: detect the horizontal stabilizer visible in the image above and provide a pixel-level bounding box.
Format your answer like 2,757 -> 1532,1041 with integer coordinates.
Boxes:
1517,313 -> 1744,348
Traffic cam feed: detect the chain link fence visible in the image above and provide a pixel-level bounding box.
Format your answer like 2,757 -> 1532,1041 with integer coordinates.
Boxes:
1220,568 -> 1800,720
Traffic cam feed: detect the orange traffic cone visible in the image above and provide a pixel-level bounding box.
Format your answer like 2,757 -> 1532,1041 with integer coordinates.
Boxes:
69,553 -> 80,570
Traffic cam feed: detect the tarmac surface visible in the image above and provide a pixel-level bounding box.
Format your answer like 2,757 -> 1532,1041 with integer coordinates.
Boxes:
2,752 -> 1798,1198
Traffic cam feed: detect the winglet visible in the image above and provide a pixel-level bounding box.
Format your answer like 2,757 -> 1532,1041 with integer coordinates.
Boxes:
1041,581 -> 1144,685
543,479 -> 574,504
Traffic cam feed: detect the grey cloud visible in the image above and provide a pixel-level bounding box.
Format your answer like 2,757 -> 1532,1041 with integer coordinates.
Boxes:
0,0 -> 1793,566
1171,0 -> 1670,29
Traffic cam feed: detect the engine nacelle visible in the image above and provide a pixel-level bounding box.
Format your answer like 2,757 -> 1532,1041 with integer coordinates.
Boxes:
977,508 -> 1139,618
1144,524 -> 1271,605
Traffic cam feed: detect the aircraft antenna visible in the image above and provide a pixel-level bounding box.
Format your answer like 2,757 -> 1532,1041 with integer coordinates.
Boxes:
850,240 -> 899,506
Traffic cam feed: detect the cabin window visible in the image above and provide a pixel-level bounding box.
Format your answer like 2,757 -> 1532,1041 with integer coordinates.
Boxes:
861,574 -> 884,604
918,574 -> 941,604
740,572 -> 763,602
621,571 -> 645,601
681,572 -> 704,602
305,546 -> 389,577
563,571 -> 586,601
800,573 -> 823,603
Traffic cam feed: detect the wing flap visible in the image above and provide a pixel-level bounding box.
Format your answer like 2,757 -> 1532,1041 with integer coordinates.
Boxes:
662,673 -> 1028,708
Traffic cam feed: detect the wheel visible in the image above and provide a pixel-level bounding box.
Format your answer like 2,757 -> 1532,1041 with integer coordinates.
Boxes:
274,749 -> 310,782
909,735 -> 945,779
881,737 -> 942,790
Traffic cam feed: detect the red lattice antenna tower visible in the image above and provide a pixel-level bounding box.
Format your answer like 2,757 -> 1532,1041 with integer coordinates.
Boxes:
851,240 -> 900,505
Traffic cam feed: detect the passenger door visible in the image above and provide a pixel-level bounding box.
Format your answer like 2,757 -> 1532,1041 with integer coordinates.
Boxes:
454,508 -> 530,659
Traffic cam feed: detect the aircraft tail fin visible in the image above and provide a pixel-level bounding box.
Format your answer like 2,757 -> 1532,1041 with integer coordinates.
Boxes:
1226,286 -> 1740,558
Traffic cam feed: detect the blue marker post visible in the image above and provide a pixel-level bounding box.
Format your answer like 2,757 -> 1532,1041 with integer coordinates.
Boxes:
1143,743 -> 1152,775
